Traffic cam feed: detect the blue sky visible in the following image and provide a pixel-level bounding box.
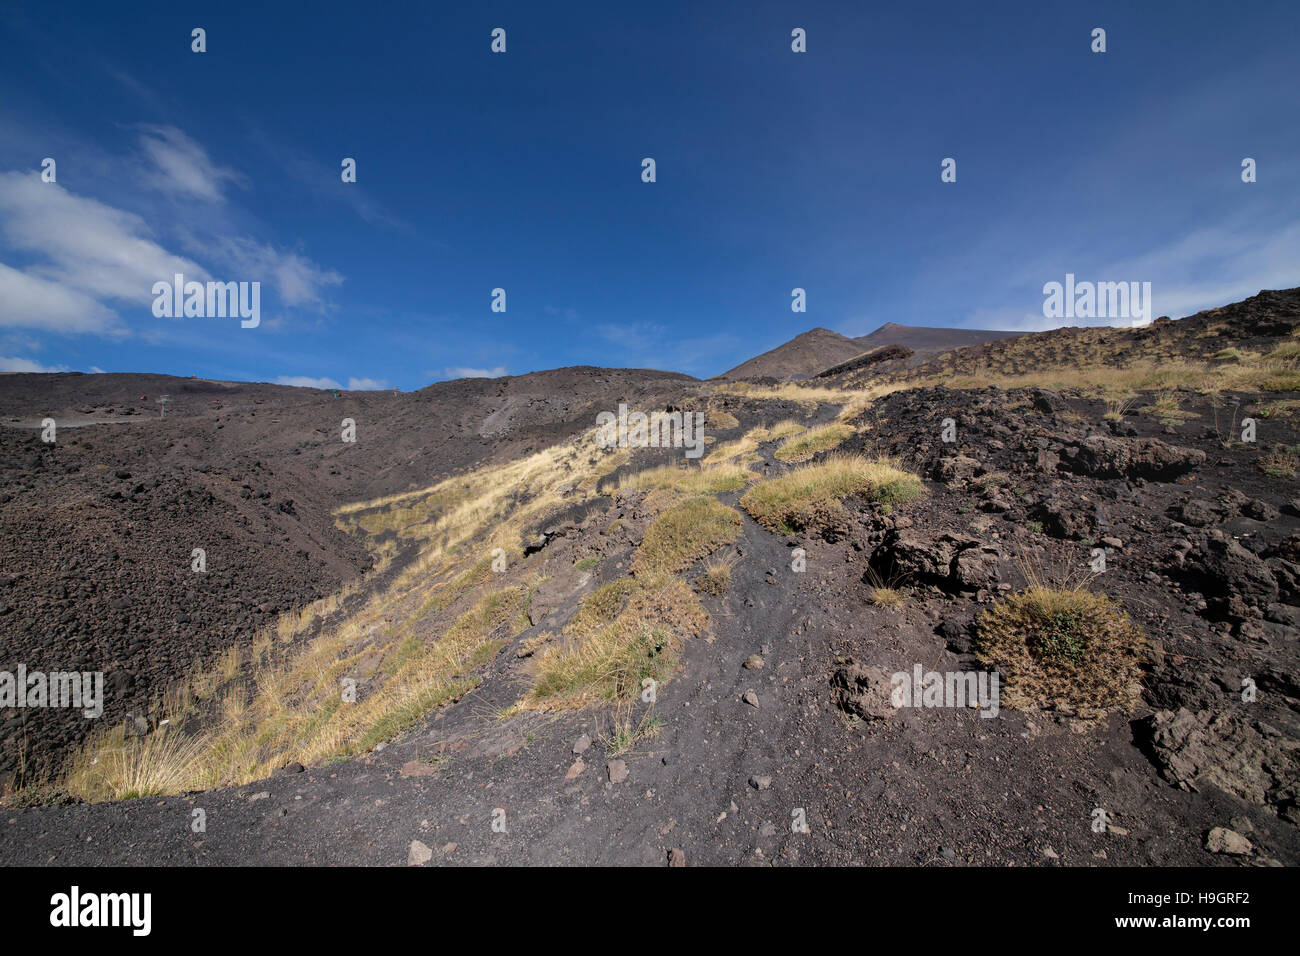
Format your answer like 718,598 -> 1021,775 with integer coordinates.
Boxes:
1,0 -> 1297,388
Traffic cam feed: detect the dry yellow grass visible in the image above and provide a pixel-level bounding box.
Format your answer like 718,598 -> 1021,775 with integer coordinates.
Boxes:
58,424 -> 632,802
745,419 -> 806,443
633,496 -> 743,574
705,408 -> 740,430
519,571 -> 708,709
695,551 -> 738,595
702,436 -> 759,465
741,454 -> 924,535
618,461 -> 751,495
975,586 -> 1145,713
869,587 -> 904,608
65,584 -> 529,801
773,422 -> 855,462
919,354 -> 1300,397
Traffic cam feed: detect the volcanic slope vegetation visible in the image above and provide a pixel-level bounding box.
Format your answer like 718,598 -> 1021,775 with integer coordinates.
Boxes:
2,287 -> 1299,868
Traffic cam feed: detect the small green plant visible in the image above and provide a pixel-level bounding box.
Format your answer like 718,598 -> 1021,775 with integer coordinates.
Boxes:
600,708 -> 663,756
1143,391 -> 1198,426
1258,445 -> 1300,479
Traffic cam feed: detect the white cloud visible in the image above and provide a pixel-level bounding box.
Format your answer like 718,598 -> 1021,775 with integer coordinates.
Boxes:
445,365 -> 507,379
595,322 -> 667,349
0,261 -> 120,333
0,128 -> 344,337
0,171 -> 206,308
1103,218 -> 1300,321
212,237 -> 343,309
347,377 -> 388,390
137,125 -> 245,202
276,375 -> 341,390
0,355 -> 69,372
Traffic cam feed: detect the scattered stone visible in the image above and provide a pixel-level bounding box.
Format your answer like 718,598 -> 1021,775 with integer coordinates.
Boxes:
667,848 -> 686,867
1204,827 -> 1252,856
749,775 -> 772,791
1061,435 -> 1206,481
930,456 -> 981,484
1140,708 -> 1298,811
565,758 -> 586,781
1042,845 -> 1059,860
831,661 -> 895,721
572,733 -> 592,755
408,840 -> 433,866
401,760 -> 435,778
607,759 -> 628,784
742,690 -> 760,708
1178,536 -> 1278,614
743,654 -> 765,670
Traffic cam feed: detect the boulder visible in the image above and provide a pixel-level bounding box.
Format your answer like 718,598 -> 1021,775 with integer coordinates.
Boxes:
1061,435 -> 1206,481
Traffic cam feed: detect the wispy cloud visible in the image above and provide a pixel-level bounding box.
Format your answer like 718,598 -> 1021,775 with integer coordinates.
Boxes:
347,377 -> 388,390
249,131 -> 408,231
445,365 -> 507,379
0,354 -> 69,373
136,125 -> 246,202
209,236 -> 343,309
0,171 -> 204,332
0,261 -> 119,333
275,375 -> 340,389
0,120 -> 346,337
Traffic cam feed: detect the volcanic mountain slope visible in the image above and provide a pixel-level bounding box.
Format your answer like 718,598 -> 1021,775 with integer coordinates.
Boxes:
0,365 -> 697,779
851,321 -> 1025,367
719,322 -> 1026,381
3,375 -> 1298,866
717,328 -> 867,381
2,288 -> 1299,867
821,288 -> 1300,393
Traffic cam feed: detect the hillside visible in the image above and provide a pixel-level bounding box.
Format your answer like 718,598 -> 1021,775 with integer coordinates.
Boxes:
720,323 -> 1026,381
717,328 -> 866,381
2,288 -> 1299,869
852,321 -> 1025,367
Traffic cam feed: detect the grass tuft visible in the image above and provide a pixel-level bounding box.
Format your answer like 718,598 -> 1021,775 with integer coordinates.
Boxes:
633,496 -> 743,574
740,454 -> 924,535
975,586 -> 1144,712
773,422 -> 855,462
